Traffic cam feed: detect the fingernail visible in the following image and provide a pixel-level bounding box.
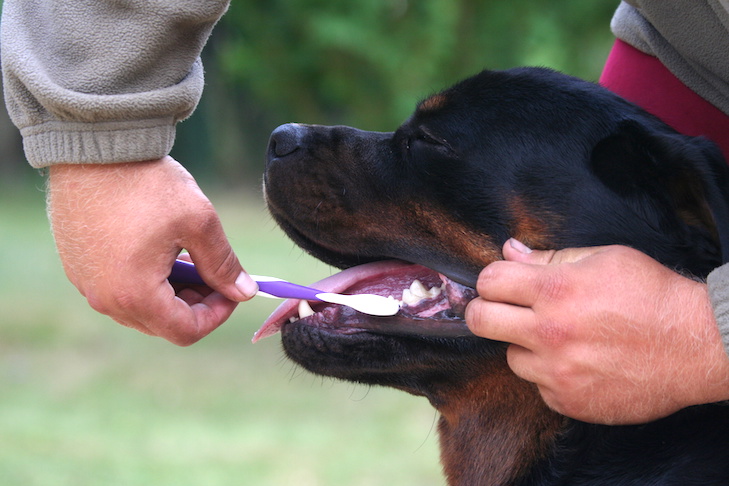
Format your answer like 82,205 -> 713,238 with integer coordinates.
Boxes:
509,238 -> 533,254
235,272 -> 259,299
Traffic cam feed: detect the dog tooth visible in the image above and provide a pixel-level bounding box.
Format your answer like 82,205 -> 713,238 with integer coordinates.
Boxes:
402,288 -> 419,306
414,280 -> 443,299
298,299 -> 315,318
388,296 -> 402,304
402,280 -> 443,306
409,279 -> 430,299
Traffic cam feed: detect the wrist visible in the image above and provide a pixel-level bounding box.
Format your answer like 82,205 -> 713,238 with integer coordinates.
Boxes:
677,278 -> 729,407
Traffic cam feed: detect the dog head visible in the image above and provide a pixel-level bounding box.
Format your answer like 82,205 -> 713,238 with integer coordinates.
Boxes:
257,67 -> 729,404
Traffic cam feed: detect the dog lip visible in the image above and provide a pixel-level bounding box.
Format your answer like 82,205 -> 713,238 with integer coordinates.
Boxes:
252,260 -> 476,342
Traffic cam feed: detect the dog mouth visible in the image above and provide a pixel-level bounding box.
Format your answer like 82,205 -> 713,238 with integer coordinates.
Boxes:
253,260 -> 478,342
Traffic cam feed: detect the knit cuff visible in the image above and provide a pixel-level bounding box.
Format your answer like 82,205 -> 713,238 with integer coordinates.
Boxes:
707,263 -> 729,359
20,118 -> 176,168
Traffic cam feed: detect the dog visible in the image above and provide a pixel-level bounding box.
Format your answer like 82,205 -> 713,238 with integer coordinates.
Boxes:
256,67 -> 729,485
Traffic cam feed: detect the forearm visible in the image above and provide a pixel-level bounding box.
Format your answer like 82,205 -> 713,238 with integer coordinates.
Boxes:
1,0 -> 230,168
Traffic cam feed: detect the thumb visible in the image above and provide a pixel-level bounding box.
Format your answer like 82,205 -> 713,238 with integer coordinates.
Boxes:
186,222 -> 258,302
502,238 -> 609,265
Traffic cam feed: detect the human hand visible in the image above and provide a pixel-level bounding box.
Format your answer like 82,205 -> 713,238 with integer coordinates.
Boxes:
47,156 -> 258,345
465,239 -> 729,424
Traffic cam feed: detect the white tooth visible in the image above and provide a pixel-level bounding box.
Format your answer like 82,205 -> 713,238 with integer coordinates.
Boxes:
401,280 -> 443,306
409,279 -> 429,299
402,289 -> 419,306
388,296 -> 401,305
298,299 -> 315,318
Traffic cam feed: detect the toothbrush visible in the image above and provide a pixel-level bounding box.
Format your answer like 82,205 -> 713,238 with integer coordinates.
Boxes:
168,259 -> 401,317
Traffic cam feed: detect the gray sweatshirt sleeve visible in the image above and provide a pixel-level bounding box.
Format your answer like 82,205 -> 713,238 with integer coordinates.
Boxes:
708,264 -> 729,358
1,0 -> 230,168
611,1 -> 729,117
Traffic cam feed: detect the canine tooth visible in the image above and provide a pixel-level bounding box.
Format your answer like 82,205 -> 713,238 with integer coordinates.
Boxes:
298,299 -> 315,318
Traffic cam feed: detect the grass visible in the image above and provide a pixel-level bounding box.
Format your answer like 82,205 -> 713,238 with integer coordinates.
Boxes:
0,182 -> 443,486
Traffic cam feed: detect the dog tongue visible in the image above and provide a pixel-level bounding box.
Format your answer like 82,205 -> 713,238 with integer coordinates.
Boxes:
252,260 -> 414,342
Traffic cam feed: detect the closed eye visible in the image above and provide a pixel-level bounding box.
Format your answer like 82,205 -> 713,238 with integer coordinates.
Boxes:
413,128 -> 455,154
395,126 -> 456,161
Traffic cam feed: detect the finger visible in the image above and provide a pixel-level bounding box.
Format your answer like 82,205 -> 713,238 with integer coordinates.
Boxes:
184,214 -> 258,302
113,291 -> 238,346
186,292 -> 239,336
475,260 -> 551,308
93,271 -> 235,345
141,283 -> 238,346
152,278 -> 240,345
502,238 -> 609,265
505,343 -> 545,384
501,238 -> 552,263
177,252 -> 193,263
465,297 -> 540,349
110,315 -> 156,337
176,286 -> 210,305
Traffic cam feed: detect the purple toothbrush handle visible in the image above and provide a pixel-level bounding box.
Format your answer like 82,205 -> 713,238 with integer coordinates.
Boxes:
255,280 -> 323,301
169,260 -> 323,301
169,260 -> 206,286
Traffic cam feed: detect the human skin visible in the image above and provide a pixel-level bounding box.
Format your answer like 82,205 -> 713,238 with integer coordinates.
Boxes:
47,156 -> 258,346
465,239 -> 729,425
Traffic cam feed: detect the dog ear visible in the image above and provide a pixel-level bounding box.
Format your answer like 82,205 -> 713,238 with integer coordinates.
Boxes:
590,119 -> 729,264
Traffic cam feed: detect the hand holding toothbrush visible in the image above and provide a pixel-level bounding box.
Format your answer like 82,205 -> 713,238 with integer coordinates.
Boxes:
48,158 -> 259,346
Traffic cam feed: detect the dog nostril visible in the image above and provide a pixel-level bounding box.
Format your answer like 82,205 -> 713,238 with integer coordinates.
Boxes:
269,123 -> 302,158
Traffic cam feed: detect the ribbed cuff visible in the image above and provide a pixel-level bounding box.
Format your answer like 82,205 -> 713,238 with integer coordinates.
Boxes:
20,118 -> 176,168
707,263 -> 729,359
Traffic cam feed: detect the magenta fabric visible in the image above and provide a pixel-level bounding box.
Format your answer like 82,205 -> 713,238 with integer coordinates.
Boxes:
600,39 -> 729,162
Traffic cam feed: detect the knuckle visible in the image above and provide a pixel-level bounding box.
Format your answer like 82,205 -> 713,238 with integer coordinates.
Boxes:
189,201 -> 219,226
171,198 -> 218,235
168,333 -> 201,347
534,267 -> 571,304
210,249 -> 241,282
88,284 -> 148,322
533,317 -> 573,347
476,261 -> 508,292
550,360 -> 580,386
85,290 -> 112,316
151,315 -> 205,347
192,248 -> 241,290
108,286 -> 143,314
546,395 -> 582,419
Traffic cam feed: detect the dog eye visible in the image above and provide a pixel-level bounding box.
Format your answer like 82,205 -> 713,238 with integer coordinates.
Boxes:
397,128 -> 454,160
412,131 -> 455,156
416,133 -> 443,146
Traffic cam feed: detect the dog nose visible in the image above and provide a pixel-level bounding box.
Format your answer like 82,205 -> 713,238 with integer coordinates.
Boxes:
268,123 -> 302,158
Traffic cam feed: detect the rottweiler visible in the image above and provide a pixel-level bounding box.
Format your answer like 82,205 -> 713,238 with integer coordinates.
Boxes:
256,67 -> 729,485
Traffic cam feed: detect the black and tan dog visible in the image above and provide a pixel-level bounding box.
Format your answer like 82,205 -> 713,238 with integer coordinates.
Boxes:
256,67 -> 729,485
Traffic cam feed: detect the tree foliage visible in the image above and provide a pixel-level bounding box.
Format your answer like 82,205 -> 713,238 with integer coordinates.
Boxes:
174,0 -> 618,182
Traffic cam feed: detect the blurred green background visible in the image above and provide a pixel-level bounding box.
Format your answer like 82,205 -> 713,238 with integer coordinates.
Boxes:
0,1 -> 617,484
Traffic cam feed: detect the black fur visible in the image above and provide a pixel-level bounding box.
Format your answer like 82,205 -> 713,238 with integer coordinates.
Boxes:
263,67 -> 729,485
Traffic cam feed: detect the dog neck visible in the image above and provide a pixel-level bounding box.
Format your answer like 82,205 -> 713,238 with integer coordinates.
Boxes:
430,366 -> 564,485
